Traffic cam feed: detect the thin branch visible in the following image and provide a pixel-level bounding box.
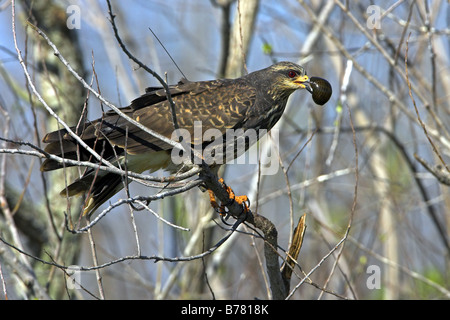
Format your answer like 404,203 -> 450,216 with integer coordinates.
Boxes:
286,235 -> 347,299
317,103 -> 359,300
0,213 -> 246,270
405,34 -> 449,173
415,154 -> 450,186
68,179 -> 203,233
12,19 -> 114,173
296,0 -> 450,151
0,138 -> 201,183
348,235 -> 450,298
106,0 -> 179,131
86,215 -> 105,299
27,22 -> 188,158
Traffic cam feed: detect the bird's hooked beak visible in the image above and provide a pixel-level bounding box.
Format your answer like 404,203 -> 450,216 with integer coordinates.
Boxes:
293,75 -> 310,89
304,82 -> 313,94
298,78 -> 315,94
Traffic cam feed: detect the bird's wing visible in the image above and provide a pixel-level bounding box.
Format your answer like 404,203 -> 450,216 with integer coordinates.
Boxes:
41,78 -> 256,169
97,78 -> 256,154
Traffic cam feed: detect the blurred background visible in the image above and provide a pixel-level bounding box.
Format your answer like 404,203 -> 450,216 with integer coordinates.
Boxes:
0,0 -> 449,299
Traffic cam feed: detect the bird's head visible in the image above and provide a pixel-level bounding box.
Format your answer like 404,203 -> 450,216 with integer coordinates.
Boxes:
258,61 -> 310,100
251,61 -> 332,105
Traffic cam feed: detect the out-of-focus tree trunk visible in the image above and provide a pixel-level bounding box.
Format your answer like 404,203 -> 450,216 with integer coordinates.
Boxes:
225,0 -> 259,78
19,0 -> 86,299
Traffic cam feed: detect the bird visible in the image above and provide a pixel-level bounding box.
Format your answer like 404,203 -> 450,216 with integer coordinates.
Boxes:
41,61 -> 331,216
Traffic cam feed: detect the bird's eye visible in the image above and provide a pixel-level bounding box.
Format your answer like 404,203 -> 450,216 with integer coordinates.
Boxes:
287,70 -> 297,78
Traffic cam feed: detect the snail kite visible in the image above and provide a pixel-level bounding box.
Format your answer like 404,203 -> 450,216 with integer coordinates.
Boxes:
41,61 -> 331,216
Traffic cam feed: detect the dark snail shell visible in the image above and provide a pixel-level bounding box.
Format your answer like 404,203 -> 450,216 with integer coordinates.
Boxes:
309,77 -> 332,105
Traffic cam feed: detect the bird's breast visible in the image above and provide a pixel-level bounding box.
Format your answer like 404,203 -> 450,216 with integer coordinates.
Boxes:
250,98 -> 288,132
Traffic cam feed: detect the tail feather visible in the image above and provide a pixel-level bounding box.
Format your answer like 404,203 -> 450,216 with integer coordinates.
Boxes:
62,171 -> 128,216
42,125 -> 172,215
60,175 -> 95,197
40,126 -> 118,172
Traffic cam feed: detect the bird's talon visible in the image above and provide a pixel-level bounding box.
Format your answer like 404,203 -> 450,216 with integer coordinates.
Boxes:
220,213 -> 232,225
208,178 -> 251,218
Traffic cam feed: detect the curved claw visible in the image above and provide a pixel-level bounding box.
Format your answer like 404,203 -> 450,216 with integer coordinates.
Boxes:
208,178 -> 251,218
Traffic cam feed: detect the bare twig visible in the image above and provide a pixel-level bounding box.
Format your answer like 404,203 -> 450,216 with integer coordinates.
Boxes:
286,235 -> 347,299
0,139 -> 201,184
405,34 -> 449,173
297,0 -> 450,151
106,0 -> 179,130
86,215 -> 105,299
317,103 -> 359,300
68,179 -> 202,233
415,154 -> 450,186
0,213 -> 246,270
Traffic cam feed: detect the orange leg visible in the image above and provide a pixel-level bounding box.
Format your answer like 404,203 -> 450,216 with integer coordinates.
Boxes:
209,178 -> 250,216
209,189 -> 219,209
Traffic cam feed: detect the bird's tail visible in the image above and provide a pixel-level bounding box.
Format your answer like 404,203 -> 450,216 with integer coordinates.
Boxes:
60,171 -> 128,216
40,126 -> 128,216
41,126 -> 170,216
